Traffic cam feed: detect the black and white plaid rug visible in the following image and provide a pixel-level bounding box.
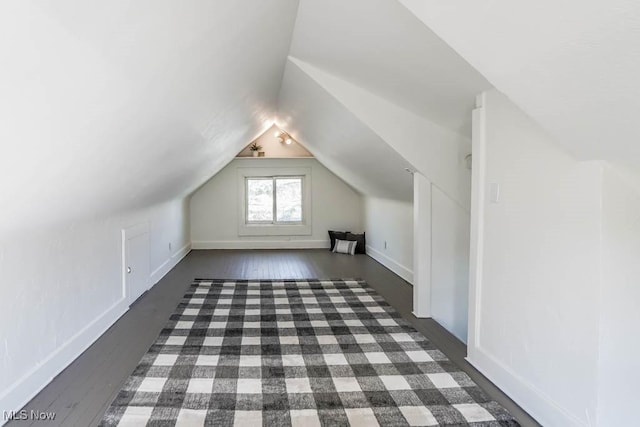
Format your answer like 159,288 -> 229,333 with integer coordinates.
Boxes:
101,279 -> 518,426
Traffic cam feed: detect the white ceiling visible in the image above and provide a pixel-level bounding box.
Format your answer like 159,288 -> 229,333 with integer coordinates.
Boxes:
2,0 -> 482,235
289,0 -> 491,136
278,59 -> 414,201
288,56 -> 472,209
0,0 -> 299,234
399,0 -> 640,170
6,0 -> 636,236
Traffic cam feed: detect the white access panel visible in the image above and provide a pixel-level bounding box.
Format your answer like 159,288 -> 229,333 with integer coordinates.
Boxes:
122,223 -> 150,306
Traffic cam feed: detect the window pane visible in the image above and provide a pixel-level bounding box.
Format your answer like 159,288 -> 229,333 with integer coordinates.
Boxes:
276,178 -> 302,222
247,179 -> 273,222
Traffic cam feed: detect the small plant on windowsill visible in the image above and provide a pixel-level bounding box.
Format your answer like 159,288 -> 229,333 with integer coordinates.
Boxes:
249,143 -> 262,157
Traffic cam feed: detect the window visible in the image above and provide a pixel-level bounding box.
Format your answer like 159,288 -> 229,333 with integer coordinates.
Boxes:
246,177 -> 303,224
238,167 -> 311,236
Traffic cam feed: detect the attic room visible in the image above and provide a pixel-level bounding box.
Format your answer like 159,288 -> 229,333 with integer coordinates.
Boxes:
1,1 -> 639,426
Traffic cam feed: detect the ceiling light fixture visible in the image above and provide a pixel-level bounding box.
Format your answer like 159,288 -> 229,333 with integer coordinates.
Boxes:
275,130 -> 294,145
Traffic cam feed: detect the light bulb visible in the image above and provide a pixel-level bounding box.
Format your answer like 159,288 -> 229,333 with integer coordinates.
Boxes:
285,138 -> 293,145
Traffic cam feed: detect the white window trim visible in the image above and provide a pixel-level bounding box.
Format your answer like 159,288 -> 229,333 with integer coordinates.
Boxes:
238,167 -> 312,236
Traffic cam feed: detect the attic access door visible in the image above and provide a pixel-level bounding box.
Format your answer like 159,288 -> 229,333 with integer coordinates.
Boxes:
122,223 -> 150,306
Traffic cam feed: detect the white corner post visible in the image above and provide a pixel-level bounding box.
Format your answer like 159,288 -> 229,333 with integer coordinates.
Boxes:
413,171 -> 432,318
466,92 -> 487,358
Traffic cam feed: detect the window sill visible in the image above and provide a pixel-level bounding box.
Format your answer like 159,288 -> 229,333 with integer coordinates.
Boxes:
238,223 -> 312,237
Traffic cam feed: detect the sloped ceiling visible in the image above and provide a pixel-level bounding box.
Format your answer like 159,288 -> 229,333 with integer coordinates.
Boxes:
276,0 -> 488,207
278,59 -> 414,201
287,57 -> 472,209
6,0 -> 565,237
399,0 -> 640,170
0,0 -> 299,234
289,0 -> 491,136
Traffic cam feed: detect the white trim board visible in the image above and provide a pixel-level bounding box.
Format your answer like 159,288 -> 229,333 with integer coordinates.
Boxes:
467,95 -> 487,355
0,297 -> 129,425
150,242 -> 192,285
366,245 -> 413,284
192,240 -> 329,250
466,347 -> 582,427
412,172 -> 432,318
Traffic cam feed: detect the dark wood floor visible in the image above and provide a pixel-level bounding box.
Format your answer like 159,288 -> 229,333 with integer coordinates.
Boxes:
12,250 -> 539,426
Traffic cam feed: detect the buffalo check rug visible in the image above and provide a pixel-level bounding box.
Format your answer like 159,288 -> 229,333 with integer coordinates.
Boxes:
101,279 -> 519,426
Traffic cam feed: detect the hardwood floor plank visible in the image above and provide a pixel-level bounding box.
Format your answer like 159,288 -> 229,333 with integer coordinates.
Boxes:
9,249 -> 538,427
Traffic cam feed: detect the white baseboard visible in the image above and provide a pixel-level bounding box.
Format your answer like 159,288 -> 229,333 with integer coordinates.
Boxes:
0,298 -> 129,424
150,242 -> 191,285
466,346 -> 585,427
366,245 -> 413,283
0,242 -> 192,425
191,240 -> 329,250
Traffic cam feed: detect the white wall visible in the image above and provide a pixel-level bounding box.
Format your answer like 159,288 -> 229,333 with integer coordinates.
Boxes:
469,89 -> 602,426
284,58 -> 473,341
190,158 -> 363,249
237,125 -> 313,158
363,188 -> 470,344
431,186 -> 470,342
597,164 -> 640,426
0,198 -> 190,418
363,197 -> 413,283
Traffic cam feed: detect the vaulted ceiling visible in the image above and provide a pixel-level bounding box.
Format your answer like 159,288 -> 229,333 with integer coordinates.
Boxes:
2,0 -> 637,235
288,0 -> 490,136
278,58 -> 415,201
399,0 -> 640,170
0,0 -> 298,234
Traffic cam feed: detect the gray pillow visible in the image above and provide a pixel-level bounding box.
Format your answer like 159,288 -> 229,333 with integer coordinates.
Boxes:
332,239 -> 357,255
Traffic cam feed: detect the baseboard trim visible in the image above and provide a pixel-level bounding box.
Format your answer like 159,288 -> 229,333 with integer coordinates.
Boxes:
150,258 -> 171,285
0,243 -> 192,425
466,347 -> 584,427
191,240 -> 329,250
150,242 -> 191,285
0,298 -> 129,424
365,245 -> 413,284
